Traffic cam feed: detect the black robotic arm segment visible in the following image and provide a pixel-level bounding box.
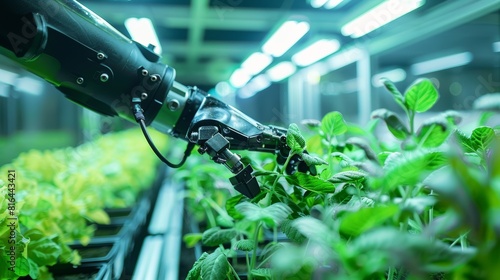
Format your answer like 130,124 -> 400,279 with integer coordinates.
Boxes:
0,0 -> 314,198
0,0 -> 176,124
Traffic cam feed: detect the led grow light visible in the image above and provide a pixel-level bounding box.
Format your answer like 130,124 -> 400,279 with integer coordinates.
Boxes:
341,0 -> 425,38
292,39 -> 341,67
241,52 -> 273,76
229,68 -> 252,88
266,62 -> 297,82
125,17 -> 162,55
238,74 -> 271,99
372,68 -> 407,87
262,20 -> 310,57
410,52 -> 473,76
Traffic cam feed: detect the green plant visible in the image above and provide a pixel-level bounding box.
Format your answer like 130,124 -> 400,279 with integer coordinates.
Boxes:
0,128 -> 166,279
179,78 -> 500,279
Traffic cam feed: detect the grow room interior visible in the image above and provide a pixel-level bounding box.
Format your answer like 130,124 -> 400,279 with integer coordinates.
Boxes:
0,0 -> 499,279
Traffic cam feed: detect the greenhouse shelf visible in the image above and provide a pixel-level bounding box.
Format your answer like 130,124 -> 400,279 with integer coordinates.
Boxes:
131,178 -> 184,280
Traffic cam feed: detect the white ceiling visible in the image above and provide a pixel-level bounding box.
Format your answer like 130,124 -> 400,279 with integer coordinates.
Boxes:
46,0 -> 500,88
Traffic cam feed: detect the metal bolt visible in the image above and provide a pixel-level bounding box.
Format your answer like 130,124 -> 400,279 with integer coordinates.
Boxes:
97,52 -> 106,60
76,77 -> 84,85
168,99 -> 180,111
100,73 -> 109,82
150,75 -> 159,82
141,92 -> 148,100
141,69 -> 149,76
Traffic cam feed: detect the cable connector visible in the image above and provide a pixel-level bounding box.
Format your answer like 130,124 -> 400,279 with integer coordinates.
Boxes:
132,97 -> 145,122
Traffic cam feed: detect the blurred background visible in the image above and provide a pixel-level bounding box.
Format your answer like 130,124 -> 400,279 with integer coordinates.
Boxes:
1,0 -> 499,164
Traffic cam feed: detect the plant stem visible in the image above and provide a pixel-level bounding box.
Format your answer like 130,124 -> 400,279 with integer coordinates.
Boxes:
249,223 -> 262,280
387,267 -> 395,280
409,111 -> 415,135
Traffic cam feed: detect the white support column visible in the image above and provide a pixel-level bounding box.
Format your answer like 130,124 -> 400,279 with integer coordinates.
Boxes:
356,48 -> 371,125
288,74 -> 304,125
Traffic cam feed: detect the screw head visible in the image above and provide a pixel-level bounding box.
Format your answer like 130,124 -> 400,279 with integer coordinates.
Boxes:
150,75 -> 159,82
76,77 -> 84,85
100,73 -> 109,82
141,69 -> 149,76
141,92 -> 148,100
168,99 -> 180,111
97,52 -> 106,60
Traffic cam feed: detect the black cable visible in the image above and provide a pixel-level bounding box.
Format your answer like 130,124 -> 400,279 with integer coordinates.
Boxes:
132,100 -> 194,168
138,118 -> 195,168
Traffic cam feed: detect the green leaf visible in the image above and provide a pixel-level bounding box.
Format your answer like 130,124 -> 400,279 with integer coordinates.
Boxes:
28,238 -> 62,266
339,205 -> 399,236
455,129 -> 475,153
286,123 -> 306,153
329,170 -> 367,184
371,109 -> 409,140
251,268 -> 273,279
404,78 -> 439,113
300,153 -> 327,166
201,248 -> 230,280
279,219 -> 306,244
381,78 -> 406,110
15,257 -> 31,277
291,173 -> 335,193
346,137 -> 378,162
28,258 -> 40,279
226,194 -> 244,220
235,239 -> 255,251
416,122 -> 449,148
373,150 -> 448,191
321,111 -> 348,137
471,126 -> 495,152
183,233 -> 203,248
292,216 -> 333,245
202,227 -> 238,247
186,252 -> 209,280
84,209 -> 110,225
235,202 -> 292,227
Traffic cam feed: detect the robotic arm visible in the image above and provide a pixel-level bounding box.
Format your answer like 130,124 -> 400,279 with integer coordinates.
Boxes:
0,0 -> 312,198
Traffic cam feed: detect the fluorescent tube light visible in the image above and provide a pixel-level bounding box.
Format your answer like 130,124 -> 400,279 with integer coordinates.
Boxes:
372,68 -> 407,87
493,41 -> 500,53
325,0 -> 345,9
310,0 -> 328,8
241,52 -> 273,75
341,0 -> 425,38
238,74 -> 271,99
229,68 -> 252,88
326,47 -> 362,70
215,81 -> 234,97
411,52 -> 473,76
292,39 -> 341,67
262,21 -> 310,57
0,68 -> 18,85
125,17 -> 162,55
266,61 -> 297,82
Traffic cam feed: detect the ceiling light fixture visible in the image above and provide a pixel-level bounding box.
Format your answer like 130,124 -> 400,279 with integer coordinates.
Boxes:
238,74 -> 271,99
241,52 -> 273,76
410,52 -> 473,76
266,62 -> 297,82
493,41 -> 500,53
372,68 -> 407,87
310,0 -> 344,9
326,47 -> 362,70
262,20 -> 310,57
325,0 -> 345,9
341,0 -> 425,38
292,39 -> 341,67
229,68 -> 252,88
125,17 -> 162,55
